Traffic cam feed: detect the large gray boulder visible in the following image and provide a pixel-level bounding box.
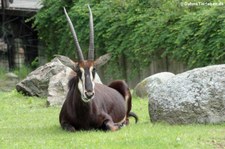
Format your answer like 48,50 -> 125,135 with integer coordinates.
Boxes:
16,58 -> 66,97
47,67 -> 72,106
149,64 -> 225,124
133,72 -> 175,98
16,55 -> 107,106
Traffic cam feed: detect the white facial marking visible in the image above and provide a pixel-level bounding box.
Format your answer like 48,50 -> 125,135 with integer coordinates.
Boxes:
78,67 -> 85,101
78,66 -> 95,102
89,66 -> 95,89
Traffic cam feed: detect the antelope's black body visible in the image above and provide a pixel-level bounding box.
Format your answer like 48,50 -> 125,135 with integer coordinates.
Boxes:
60,77 -> 132,131
59,5 -> 138,132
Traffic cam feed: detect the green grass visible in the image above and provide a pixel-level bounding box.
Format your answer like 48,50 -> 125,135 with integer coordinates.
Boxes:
0,91 -> 224,149
0,67 -> 7,79
0,66 -> 32,92
0,65 -> 32,80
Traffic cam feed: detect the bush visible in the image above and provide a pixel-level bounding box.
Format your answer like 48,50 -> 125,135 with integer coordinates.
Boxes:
33,0 -> 225,80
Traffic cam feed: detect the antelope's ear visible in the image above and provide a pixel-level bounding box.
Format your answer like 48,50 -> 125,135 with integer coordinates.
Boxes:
54,55 -> 77,72
94,53 -> 111,68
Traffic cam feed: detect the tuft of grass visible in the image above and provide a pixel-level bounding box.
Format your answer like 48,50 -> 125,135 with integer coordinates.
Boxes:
0,67 -> 7,79
0,65 -> 32,80
0,66 -> 32,92
13,65 -> 32,79
0,90 -> 224,149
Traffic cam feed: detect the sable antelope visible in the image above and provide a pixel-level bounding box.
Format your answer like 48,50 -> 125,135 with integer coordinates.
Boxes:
59,5 -> 138,132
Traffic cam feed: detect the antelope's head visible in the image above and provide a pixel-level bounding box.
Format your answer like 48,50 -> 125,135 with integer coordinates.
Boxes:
64,5 -> 96,103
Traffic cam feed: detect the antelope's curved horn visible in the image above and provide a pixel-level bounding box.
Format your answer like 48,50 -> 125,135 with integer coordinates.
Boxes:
88,5 -> 94,60
63,7 -> 84,61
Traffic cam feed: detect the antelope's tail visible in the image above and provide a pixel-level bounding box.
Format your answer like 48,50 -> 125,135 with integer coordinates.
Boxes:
129,112 -> 138,123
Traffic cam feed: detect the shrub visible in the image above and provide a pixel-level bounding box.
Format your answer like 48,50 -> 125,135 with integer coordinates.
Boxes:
33,0 -> 225,80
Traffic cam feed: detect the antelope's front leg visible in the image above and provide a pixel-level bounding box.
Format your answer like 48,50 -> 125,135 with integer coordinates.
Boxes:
61,122 -> 76,132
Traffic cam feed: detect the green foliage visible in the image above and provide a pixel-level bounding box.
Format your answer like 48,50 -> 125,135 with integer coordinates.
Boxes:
0,66 -> 31,80
13,65 -> 32,79
0,91 -> 225,148
34,0 -> 225,80
0,67 -> 7,79
31,57 -> 39,69
164,7 -> 225,68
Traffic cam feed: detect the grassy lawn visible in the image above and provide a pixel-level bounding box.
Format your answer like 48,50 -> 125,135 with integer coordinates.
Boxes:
0,90 -> 224,149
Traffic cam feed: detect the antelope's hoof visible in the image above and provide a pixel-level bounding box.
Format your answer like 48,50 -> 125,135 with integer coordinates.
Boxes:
61,123 -> 76,132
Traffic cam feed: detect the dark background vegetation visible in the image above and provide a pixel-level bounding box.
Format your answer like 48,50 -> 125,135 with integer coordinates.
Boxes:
33,0 -> 225,82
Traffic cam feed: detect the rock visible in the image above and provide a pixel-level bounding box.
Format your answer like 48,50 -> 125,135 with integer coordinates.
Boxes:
133,72 -> 175,98
16,55 -> 103,106
16,58 -> 66,97
6,72 -> 19,80
47,67 -> 72,106
148,64 -> 225,124
0,73 -> 19,92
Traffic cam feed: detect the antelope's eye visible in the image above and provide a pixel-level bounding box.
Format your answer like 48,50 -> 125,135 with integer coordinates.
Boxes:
76,69 -> 81,74
92,67 -> 96,73
75,67 -> 82,76
92,67 -> 96,78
